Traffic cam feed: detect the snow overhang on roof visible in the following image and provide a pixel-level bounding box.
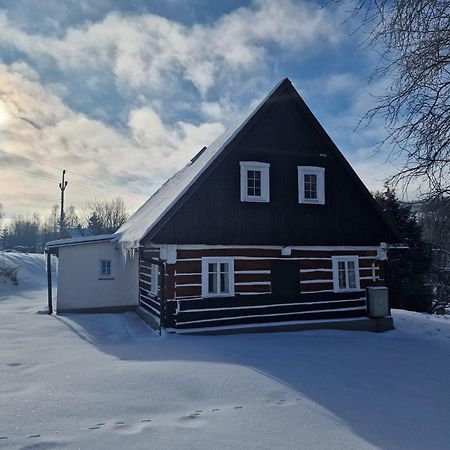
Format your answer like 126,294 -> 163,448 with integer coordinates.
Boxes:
113,78 -> 289,249
45,234 -> 114,253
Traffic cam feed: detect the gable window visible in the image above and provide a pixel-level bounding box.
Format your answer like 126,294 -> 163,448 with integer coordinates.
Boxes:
201,257 -> 234,298
298,166 -> 325,204
240,162 -> 270,202
150,264 -> 159,297
332,256 -> 360,292
99,259 -> 113,279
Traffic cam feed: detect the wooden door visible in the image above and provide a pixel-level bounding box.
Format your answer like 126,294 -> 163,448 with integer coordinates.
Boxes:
271,260 -> 301,299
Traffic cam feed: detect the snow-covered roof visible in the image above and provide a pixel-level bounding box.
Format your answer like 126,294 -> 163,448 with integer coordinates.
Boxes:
63,227 -> 92,239
114,79 -> 288,248
46,234 -> 114,250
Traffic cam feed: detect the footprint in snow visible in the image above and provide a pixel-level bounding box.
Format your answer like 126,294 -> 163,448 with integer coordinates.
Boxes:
176,415 -> 205,428
6,362 -> 21,367
88,426 -> 101,430
212,408 -> 220,412
115,421 -> 125,425
96,423 -> 105,426
0,436 -> 7,440
140,419 -> 151,423
28,434 -> 41,438
234,406 -> 243,409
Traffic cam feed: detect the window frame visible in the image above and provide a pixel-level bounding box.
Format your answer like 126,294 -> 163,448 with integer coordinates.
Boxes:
240,161 -> 270,203
150,264 -> 159,297
298,166 -> 325,205
201,257 -> 235,298
332,255 -> 360,292
98,258 -> 114,280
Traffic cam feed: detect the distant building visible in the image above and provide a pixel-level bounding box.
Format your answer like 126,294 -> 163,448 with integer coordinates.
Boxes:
61,227 -> 92,239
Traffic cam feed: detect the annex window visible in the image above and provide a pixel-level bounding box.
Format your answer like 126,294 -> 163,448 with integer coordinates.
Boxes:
332,256 -> 360,292
99,259 -> 113,279
201,257 -> 235,298
150,264 -> 159,297
298,166 -> 325,204
240,161 -> 270,202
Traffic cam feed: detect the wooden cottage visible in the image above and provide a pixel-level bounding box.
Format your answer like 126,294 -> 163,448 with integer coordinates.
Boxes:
47,78 -> 398,334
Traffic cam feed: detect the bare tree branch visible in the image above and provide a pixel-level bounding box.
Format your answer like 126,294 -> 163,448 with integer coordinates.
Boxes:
338,0 -> 450,200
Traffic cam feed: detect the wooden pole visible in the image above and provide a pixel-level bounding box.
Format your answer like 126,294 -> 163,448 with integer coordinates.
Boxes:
46,251 -> 53,315
59,170 -> 68,238
160,262 -> 166,335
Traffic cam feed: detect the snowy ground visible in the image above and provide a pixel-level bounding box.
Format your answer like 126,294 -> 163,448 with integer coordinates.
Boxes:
1,253 -> 450,449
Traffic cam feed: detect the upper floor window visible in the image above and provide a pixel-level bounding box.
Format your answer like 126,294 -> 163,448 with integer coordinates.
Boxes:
99,259 -> 113,279
332,256 -> 360,292
240,161 -> 270,203
298,166 -> 325,204
201,257 -> 235,298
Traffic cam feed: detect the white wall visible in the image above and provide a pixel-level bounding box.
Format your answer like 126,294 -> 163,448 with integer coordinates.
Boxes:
55,241 -> 138,312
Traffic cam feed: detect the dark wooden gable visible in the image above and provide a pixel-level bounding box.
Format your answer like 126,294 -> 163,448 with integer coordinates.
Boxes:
144,79 -> 398,246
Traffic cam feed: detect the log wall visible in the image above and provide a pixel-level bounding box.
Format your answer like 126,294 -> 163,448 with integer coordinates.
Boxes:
138,248 -> 161,321
163,247 -> 384,330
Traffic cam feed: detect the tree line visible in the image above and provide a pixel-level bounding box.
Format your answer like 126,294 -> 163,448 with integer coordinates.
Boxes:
0,197 -> 128,253
374,187 -> 450,312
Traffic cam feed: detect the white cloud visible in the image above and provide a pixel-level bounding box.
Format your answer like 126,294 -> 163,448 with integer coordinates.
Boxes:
0,61 -> 226,218
0,1 -> 342,98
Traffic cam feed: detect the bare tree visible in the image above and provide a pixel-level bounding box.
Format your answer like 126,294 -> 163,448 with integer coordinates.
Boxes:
84,197 -> 128,235
340,0 -> 450,199
64,205 -> 80,228
418,196 -> 450,302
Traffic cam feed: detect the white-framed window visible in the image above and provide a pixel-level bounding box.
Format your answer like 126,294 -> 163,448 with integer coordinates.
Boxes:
298,166 -> 325,204
150,264 -> 159,296
332,256 -> 360,292
201,257 -> 235,298
98,258 -> 113,279
240,161 -> 270,202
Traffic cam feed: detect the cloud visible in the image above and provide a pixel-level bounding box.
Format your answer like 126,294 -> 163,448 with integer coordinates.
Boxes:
0,61 -> 226,217
0,1 -> 342,98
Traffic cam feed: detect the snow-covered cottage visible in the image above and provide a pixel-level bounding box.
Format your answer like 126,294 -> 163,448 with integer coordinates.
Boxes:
46,79 -> 398,334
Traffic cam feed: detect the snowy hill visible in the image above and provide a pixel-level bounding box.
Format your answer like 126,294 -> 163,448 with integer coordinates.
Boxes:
0,253 -> 449,449
0,251 -> 53,291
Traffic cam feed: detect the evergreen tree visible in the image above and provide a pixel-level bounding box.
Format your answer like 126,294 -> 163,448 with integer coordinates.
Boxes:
87,213 -> 104,235
374,185 -> 432,312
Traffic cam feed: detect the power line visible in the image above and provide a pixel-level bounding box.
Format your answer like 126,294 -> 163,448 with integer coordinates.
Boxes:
0,149 -> 122,191
0,163 -> 118,198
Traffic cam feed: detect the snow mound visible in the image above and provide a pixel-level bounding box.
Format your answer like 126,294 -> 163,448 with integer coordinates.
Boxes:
0,252 -> 52,292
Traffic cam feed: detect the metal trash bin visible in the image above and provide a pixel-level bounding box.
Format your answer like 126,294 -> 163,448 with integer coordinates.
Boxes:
367,286 -> 390,318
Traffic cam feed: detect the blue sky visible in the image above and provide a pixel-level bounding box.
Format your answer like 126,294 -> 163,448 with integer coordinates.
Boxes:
0,0 -> 396,220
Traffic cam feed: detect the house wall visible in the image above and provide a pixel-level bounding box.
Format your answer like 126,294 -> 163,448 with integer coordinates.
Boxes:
158,246 -> 385,330
56,241 -> 139,312
147,82 -> 397,246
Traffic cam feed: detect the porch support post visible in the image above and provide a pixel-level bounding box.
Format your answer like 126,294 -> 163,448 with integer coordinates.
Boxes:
46,251 -> 53,315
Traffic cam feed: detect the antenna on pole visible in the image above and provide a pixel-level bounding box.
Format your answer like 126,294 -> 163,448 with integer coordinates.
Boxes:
59,170 -> 68,238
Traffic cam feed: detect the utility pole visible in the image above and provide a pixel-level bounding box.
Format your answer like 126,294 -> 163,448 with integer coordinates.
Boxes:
59,170 -> 68,238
